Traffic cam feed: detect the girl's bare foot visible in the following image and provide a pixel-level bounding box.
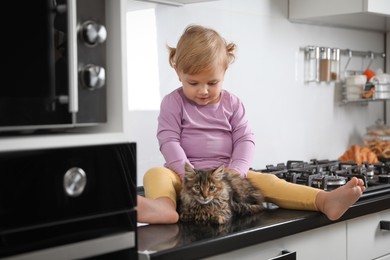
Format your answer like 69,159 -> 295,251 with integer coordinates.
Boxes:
137,195 -> 179,224
316,177 -> 366,220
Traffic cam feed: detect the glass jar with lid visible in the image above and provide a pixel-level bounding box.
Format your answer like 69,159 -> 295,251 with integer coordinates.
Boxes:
330,48 -> 340,82
304,46 -> 320,82
319,47 -> 331,82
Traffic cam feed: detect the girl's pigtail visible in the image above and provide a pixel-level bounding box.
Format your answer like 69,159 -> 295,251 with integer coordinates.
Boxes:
167,45 -> 176,68
226,42 -> 236,65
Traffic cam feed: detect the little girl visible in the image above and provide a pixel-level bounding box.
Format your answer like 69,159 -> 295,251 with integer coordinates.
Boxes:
137,24 -> 365,224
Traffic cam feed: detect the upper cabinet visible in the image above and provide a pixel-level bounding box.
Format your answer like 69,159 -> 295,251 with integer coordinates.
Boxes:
289,0 -> 390,32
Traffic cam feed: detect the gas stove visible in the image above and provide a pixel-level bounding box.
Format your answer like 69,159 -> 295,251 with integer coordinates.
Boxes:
252,159 -> 390,200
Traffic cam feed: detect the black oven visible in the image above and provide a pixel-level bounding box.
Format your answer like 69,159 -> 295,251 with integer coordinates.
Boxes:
0,143 -> 137,259
1,0 -> 107,133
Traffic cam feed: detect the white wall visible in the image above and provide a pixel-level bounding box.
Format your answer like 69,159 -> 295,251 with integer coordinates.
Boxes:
125,0 -> 386,186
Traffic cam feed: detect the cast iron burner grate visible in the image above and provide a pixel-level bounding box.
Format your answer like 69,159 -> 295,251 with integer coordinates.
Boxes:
251,159 -> 390,200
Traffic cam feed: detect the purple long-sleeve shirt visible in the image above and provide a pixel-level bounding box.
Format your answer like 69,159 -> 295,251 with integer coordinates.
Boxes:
157,87 -> 255,179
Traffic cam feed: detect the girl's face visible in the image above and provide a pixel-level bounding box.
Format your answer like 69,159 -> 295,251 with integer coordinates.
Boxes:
176,65 -> 225,106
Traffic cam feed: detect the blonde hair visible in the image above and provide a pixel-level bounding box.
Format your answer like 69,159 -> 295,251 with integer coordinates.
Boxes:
168,25 -> 236,75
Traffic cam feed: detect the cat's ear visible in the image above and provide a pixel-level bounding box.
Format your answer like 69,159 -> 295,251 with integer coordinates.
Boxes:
184,162 -> 195,173
184,162 -> 196,179
213,164 -> 225,181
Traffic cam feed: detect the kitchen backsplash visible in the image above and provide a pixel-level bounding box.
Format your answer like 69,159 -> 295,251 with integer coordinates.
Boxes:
125,0 -> 387,186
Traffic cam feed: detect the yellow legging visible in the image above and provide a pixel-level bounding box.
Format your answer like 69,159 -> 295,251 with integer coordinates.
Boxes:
143,167 -> 320,211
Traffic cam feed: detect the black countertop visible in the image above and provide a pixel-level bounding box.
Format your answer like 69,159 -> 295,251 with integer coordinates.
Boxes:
137,190 -> 390,260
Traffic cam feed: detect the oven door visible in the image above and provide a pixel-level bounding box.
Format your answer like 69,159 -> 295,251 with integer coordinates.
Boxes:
0,143 -> 137,258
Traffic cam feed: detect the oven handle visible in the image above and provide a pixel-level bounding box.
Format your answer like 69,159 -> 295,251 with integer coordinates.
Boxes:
68,0 -> 78,113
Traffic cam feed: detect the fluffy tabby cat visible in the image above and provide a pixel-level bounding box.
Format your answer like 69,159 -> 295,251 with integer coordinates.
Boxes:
178,163 -> 265,224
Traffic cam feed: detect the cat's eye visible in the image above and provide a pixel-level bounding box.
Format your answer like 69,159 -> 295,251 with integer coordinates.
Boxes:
209,185 -> 216,191
193,185 -> 200,191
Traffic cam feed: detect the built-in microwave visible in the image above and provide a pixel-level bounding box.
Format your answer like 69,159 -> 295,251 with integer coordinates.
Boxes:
1,0 -> 107,133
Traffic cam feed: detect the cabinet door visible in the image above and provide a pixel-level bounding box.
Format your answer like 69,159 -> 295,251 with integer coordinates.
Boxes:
289,0 -> 390,32
204,222 -> 346,260
347,209 -> 390,260
203,239 -> 294,260
280,222 -> 346,260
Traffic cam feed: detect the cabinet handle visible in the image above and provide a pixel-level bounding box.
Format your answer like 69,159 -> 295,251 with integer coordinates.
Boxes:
269,250 -> 297,260
380,221 -> 390,231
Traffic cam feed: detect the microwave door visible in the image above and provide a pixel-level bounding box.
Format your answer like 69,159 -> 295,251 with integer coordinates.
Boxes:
0,0 -> 71,131
0,0 -> 107,133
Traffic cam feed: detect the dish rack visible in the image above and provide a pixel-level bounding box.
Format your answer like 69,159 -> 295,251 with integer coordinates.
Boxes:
343,80 -> 390,103
340,49 -> 387,104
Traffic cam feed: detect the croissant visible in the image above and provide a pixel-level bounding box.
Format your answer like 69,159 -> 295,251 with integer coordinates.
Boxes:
338,144 -> 379,165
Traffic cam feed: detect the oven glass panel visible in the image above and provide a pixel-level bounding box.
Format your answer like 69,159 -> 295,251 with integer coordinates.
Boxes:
0,143 -> 137,257
0,143 -> 137,229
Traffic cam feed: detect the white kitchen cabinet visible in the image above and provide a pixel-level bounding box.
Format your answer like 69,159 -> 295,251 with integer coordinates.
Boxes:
346,209 -> 390,260
204,210 -> 390,260
289,0 -> 390,32
279,222 -> 346,260
204,222 -> 346,260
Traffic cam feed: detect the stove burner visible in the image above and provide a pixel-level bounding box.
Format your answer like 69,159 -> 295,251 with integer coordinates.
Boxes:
252,159 -> 390,199
312,175 -> 347,191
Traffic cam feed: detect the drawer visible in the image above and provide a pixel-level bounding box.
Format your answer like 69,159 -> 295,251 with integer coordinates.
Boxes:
204,222 -> 346,260
347,209 -> 390,260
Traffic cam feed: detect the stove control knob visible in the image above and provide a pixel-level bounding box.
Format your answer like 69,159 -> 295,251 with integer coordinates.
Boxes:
79,20 -> 107,47
63,167 -> 87,197
79,64 -> 105,90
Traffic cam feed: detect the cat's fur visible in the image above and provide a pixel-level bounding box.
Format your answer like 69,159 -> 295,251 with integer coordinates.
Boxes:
178,163 -> 265,224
